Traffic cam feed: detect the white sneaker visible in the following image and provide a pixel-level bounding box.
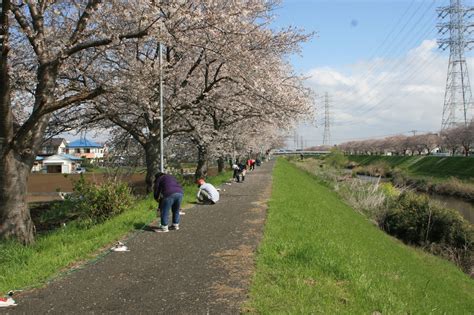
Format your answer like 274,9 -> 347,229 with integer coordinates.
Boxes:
155,225 -> 169,233
0,297 -> 17,308
170,224 -> 179,231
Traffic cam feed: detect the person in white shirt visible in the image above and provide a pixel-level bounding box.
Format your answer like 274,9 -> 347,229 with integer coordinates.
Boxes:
196,179 -> 219,204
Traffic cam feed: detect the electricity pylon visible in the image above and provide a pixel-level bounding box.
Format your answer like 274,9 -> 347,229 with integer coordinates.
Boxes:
438,0 -> 474,129
322,92 -> 331,146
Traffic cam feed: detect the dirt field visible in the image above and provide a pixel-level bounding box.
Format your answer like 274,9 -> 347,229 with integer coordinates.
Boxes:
27,173 -> 146,203
28,173 -> 146,192
27,167 -> 219,203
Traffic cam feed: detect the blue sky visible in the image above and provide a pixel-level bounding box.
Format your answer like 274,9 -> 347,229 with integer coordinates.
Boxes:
273,0 -> 421,71
272,0 -> 474,148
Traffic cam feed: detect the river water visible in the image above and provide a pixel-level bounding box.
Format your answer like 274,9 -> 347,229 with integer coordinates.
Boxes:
427,194 -> 474,224
354,174 -> 474,225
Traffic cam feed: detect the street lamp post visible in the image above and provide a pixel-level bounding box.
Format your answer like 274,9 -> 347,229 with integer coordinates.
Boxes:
159,40 -> 164,172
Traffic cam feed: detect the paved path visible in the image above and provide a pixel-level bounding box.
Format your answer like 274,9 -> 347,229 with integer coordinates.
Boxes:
4,161 -> 274,314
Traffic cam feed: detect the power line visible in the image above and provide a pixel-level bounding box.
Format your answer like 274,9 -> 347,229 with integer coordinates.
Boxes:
331,0 -> 437,107
332,4 -> 444,126
336,2 -> 438,114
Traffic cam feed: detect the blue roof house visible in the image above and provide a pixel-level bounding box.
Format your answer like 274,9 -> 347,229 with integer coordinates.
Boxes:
66,138 -> 106,160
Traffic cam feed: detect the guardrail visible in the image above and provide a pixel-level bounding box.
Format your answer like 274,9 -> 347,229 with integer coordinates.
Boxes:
272,151 -> 331,155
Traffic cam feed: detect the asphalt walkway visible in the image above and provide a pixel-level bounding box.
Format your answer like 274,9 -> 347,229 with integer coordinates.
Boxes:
3,161 -> 274,314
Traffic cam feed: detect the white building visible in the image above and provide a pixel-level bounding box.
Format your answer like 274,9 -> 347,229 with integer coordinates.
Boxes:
41,154 -> 83,174
32,156 -> 45,172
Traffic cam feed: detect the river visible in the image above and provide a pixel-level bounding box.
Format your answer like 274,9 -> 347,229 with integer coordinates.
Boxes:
427,194 -> 474,224
354,174 -> 474,225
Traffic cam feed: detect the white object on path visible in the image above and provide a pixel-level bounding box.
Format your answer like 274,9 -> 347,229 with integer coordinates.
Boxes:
0,292 -> 17,308
111,241 -> 129,252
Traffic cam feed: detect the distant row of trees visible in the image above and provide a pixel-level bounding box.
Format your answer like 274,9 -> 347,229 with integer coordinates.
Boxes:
338,122 -> 474,156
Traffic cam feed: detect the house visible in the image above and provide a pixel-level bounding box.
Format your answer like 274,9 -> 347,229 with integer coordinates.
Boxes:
39,138 -> 68,155
66,138 -> 106,160
32,156 -> 44,172
41,154 -> 83,174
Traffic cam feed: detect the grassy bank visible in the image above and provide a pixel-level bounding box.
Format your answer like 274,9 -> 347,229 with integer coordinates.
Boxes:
348,155 -> 474,180
0,171 -> 232,295
247,159 -> 474,313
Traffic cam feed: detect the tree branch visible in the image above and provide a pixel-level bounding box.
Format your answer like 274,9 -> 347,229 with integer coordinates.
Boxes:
65,19 -> 159,57
68,0 -> 103,46
43,87 -> 106,115
10,4 -> 38,55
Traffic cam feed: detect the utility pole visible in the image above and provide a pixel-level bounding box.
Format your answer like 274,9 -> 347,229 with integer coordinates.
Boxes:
438,0 -> 474,130
293,131 -> 298,150
323,92 -> 331,146
410,130 -> 418,136
158,19 -> 165,172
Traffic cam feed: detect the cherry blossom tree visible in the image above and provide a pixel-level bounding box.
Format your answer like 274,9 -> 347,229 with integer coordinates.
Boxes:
441,122 -> 474,156
0,0 -> 160,244
339,133 -> 441,156
84,0 -> 313,186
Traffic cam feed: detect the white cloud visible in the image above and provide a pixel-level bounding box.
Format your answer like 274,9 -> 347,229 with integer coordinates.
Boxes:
291,39 -> 474,148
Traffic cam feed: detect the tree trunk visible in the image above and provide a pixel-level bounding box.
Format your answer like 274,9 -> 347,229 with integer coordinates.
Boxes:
194,145 -> 208,180
0,1 -> 35,244
144,141 -> 162,194
217,156 -> 225,173
463,145 -> 469,157
0,150 -> 35,244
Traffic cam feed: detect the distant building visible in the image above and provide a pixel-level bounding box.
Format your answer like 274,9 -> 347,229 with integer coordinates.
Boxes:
32,156 -> 44,172
34,154 -> 83,174
39,138 -> 67,155
66,138 -> 106,160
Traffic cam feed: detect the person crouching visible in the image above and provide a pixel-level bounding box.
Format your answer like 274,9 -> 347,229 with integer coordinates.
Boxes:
196,178 -> 219,204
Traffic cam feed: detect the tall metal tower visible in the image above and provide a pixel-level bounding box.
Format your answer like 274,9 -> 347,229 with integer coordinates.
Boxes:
438,0 -> 474,129
322,92 -> 331,146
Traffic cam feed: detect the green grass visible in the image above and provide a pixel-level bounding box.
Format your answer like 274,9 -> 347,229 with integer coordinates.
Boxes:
247,159 -> 474,314
0,198 -> 157,295
0,171 -> 232,295
348,155 -> 474,180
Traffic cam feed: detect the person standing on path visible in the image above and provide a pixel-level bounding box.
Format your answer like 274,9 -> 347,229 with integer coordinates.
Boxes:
239,162 -> 247,181
232,162 -> 241,182
196,178 -> 220,204
153,172 -> 184,232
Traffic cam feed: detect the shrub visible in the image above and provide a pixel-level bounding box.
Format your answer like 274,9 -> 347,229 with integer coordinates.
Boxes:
325,148 -> 348,169
391,168 -> 413,187
379,182 -> 399,198
381,192 -> 473,273
66,176 -> 135,225
338,179 -> 388,223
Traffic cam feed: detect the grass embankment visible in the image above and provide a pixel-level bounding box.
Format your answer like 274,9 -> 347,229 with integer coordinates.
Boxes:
0,171 -> 232,295
348,155 -> 474,180
248,159 -> 474,313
